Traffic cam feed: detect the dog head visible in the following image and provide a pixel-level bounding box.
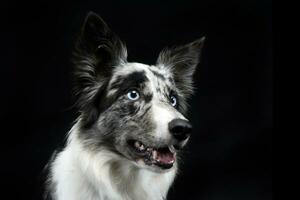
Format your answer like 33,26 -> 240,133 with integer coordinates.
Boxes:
73,12 -> 205,172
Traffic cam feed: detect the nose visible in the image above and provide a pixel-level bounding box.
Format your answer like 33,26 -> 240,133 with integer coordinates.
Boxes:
168,119 -> 192,141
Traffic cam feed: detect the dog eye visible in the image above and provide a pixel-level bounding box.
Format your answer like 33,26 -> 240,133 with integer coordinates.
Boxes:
170,95 -> 177,107
127,90 -> 140,101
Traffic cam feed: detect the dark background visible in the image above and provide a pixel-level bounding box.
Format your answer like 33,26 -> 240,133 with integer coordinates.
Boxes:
1,0 -> 272,199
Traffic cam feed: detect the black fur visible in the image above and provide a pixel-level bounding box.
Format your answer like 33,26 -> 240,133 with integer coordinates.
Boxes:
73,12 -> 127,128
109,71 -> 149,93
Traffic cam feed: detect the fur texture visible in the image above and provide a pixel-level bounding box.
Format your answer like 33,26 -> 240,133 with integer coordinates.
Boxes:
45,12 -> 205,200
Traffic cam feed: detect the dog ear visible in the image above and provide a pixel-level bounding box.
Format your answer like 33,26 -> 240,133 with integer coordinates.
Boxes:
73,12 -> 127,128
157,37 -> 205,98
75,12 -> 127,76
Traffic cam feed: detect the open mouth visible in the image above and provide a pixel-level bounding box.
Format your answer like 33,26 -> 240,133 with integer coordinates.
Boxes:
128,140 -> 176,169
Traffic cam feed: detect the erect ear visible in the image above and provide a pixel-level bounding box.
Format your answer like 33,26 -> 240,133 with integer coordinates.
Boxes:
157,37 -> 205,98
76,12 -> 127,76
73,12 -> 127,128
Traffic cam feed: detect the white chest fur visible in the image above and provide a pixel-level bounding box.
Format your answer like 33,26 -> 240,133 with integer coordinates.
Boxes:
49,132 -> 176,200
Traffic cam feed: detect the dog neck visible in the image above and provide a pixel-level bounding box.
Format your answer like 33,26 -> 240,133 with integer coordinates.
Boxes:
49,125 -> 177,200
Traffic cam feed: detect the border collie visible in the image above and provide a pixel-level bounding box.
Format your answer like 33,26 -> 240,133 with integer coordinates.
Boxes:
45,12 -> 205,200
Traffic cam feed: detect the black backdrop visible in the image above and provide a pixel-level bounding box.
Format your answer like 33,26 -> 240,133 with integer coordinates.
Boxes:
2,0 -> 272,199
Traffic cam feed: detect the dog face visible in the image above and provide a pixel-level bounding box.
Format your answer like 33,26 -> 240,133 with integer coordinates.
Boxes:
73,12 -> 205,172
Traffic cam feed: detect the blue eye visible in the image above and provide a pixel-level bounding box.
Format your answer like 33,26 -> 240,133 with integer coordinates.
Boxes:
170,95 -> 177,107
127,90 -> 140,101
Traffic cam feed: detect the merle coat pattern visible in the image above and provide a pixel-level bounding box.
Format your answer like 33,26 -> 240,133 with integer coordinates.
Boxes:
45,12 -> 205,200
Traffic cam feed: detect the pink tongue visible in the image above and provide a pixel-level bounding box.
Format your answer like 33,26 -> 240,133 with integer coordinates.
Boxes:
157,152 -> 175,164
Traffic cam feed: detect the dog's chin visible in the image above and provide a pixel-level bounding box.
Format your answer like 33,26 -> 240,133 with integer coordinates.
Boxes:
126,140 -> 177,172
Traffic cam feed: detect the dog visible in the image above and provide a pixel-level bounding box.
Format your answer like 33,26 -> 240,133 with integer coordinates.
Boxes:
44,12 -> 205,200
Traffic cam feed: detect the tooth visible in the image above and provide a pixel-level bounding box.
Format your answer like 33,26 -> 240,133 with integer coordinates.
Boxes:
134,141 -> 141,148
152,150 -> 157,160
139,144 -> 145,151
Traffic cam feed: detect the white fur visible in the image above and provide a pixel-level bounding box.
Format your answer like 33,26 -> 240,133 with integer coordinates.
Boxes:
151,102 -> 187,140
49,122 -> 177,200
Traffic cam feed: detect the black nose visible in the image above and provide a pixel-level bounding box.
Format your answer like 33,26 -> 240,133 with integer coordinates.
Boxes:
168,119 -> 192,141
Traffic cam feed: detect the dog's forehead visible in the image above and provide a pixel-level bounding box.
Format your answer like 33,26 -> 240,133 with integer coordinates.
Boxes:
110,62 -> 174,88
